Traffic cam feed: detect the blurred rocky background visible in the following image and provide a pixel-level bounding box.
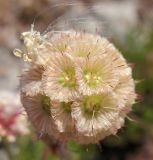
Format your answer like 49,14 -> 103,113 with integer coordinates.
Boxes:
0,0 -> 153,160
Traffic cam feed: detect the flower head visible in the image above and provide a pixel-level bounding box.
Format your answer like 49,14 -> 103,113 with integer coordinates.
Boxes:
0,91 -> 29,142
15,28 -> 137,144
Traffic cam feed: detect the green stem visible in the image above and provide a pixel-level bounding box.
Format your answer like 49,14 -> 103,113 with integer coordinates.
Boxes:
3,139 -> 13,160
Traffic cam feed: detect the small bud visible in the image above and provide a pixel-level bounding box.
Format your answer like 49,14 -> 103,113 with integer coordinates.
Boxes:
13,48 -> 23,58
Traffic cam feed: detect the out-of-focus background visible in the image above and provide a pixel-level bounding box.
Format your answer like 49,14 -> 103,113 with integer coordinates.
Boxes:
0,0 -> 153,159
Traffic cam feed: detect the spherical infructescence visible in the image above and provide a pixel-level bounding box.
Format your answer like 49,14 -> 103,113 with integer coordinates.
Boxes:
14,27 -> 136,144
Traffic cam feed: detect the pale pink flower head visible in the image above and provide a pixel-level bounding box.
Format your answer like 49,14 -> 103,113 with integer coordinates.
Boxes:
0,91 -> 29,142
14,27 -> 136,144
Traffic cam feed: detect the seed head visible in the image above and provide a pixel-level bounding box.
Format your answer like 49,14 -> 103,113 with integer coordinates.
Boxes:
15,27 -> 136,144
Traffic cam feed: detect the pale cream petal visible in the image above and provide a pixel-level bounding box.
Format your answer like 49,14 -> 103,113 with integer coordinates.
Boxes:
21,65 -> 44,96
113,76 -> 136,109
51,101 -> 75,134
22,81 -> 42,96
74,117 -> 124,144
21,93 -> 57,136
105,43 -> 132,77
